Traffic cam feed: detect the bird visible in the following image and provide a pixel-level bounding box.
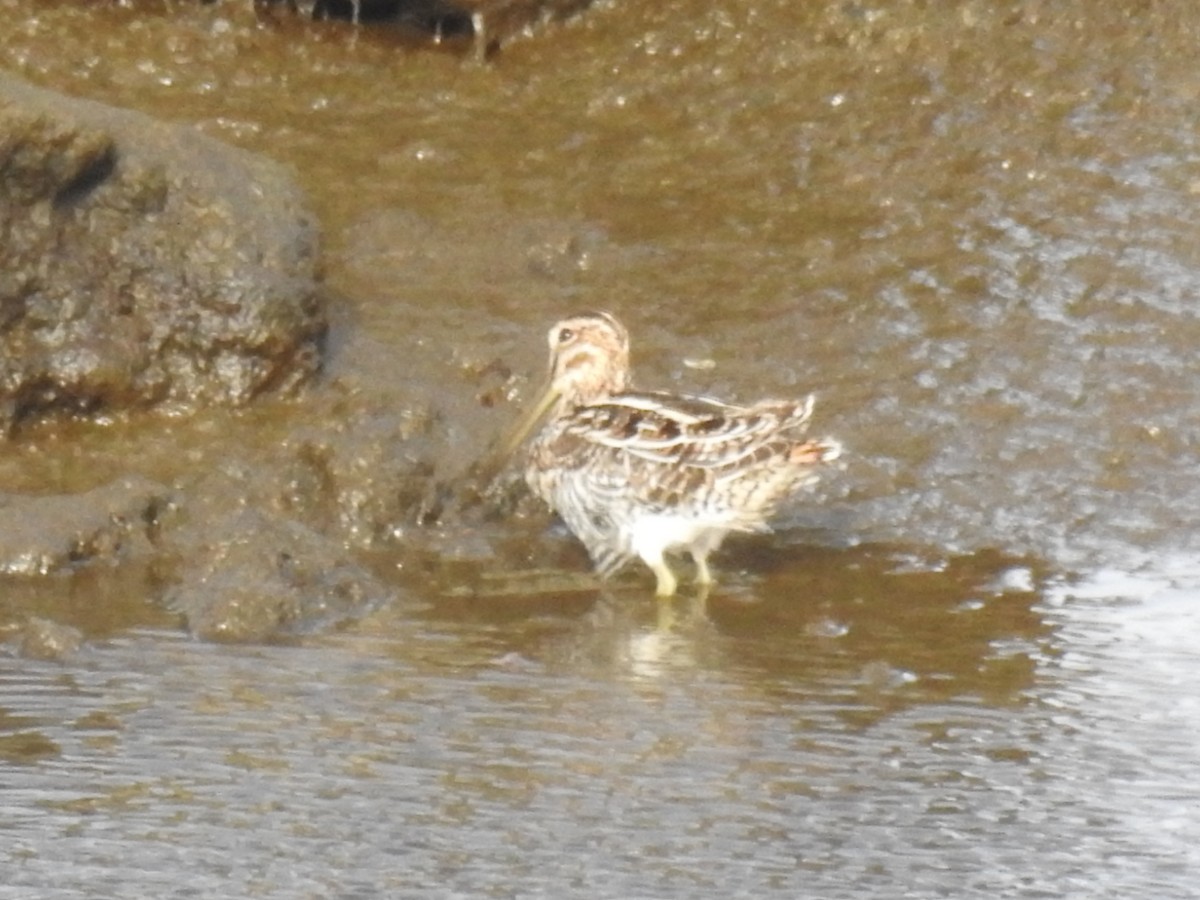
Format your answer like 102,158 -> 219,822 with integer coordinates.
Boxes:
495,311 -> 841,596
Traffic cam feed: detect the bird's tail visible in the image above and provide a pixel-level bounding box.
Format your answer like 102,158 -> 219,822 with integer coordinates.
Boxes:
789,437 -> 842,465
775,395 -> 840,465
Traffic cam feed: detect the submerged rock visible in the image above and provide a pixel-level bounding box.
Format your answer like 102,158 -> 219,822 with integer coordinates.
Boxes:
166,507 -> 395,643
0,476 -> 170,576
13,617 -> 85,662
0,73 -> 324,433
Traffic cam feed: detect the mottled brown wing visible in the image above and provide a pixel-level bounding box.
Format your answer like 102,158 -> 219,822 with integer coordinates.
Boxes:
560,391 -> 816,470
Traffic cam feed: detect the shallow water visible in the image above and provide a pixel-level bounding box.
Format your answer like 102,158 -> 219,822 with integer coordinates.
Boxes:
3,0 -> 1200,896
5,561 -> 1199,897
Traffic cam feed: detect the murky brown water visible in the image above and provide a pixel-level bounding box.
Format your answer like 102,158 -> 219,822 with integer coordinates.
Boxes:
3,1 -> 1200,896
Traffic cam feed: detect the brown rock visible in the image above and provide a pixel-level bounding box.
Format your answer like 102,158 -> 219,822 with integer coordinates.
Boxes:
0,73 -> 325,433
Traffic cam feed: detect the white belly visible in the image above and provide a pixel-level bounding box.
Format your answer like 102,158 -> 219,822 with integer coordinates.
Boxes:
625,513 -> 731,561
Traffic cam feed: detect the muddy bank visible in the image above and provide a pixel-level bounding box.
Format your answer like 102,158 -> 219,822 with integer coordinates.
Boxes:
0,68 -> 533,644
0,383 -> 484,644
0,73 -> 354,642
0,326 -> 532,646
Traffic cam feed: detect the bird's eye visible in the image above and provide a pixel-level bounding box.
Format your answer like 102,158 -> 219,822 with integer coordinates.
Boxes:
557,327 -> 574,343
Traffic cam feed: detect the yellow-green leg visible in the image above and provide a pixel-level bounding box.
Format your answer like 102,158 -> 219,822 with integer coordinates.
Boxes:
646,554 -> 678,597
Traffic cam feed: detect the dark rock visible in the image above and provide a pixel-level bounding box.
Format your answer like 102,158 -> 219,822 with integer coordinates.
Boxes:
300,0 -> 596,51
0,73 -> 324,433
464,0 -> 598,52
0,475 -> 170,576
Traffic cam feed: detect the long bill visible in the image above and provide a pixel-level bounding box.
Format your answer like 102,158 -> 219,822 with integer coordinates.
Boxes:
473,379 -> 563,488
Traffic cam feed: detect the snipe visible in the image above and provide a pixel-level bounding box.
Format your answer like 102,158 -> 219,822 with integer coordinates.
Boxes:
498,312 -> 841,596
